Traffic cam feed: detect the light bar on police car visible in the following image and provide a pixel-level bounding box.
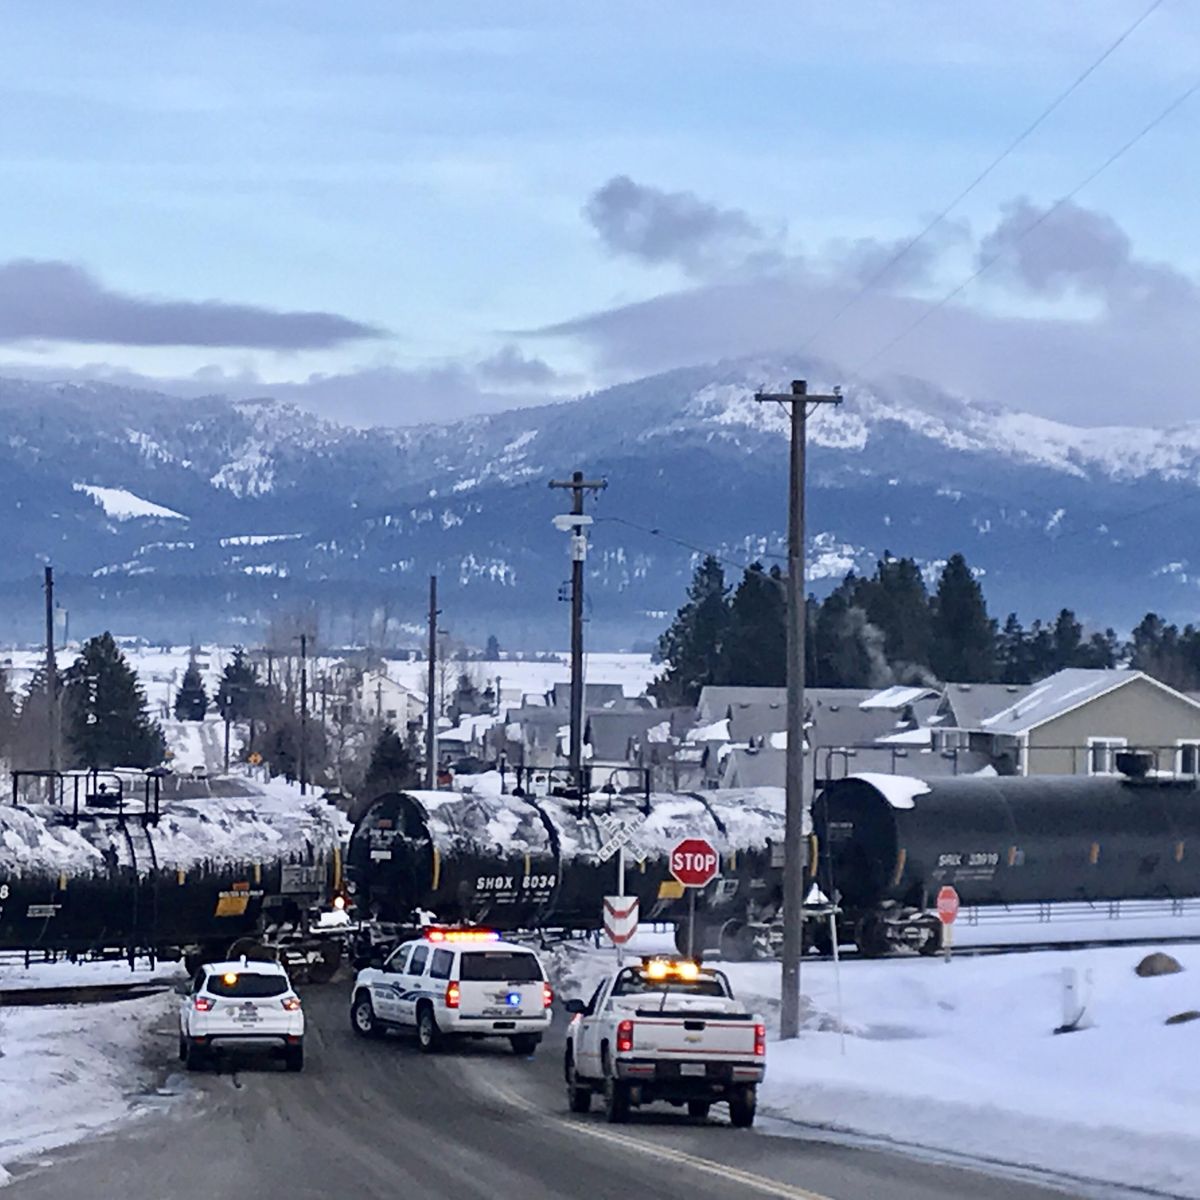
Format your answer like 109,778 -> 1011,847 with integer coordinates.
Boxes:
424,927 -> 500,943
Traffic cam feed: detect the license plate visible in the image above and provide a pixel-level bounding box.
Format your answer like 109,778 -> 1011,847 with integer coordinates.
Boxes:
235,1006 -> 261,1023
679,1063 -> 706,1077
482,1007 -> 507,1017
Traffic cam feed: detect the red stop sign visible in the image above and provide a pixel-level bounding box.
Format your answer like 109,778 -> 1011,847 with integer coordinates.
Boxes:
670,838 -> 720,888
936,885 -> 960,926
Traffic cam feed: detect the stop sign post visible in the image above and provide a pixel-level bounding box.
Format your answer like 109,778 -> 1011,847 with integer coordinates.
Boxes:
670,837 -> 719,958
936,885 -> 959,962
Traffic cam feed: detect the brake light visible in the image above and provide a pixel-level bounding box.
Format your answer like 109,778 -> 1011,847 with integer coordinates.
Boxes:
754,1023 -> 766,1057
616,1019 -> 634,1054
445,981 -> 460,1009
542,982 -> 554,1009
193,996 -> 214,1012
281,996 -> 302,1012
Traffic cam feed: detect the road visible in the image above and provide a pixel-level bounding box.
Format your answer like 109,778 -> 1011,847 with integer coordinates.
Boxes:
4,985 -> 1092,1200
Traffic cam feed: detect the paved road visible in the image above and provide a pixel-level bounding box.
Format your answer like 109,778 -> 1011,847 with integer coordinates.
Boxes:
5,986 -> 1089,1200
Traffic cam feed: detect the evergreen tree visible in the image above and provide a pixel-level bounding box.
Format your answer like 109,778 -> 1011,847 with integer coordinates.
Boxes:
812,580 -> 892,687
63,633 -> 165,768
856,556 -> 933,678
362,724 -> 418,798
997,613 -> 1030,684
484,634 -> 501,660
173,661 -> 208,721
929,554 -> 996,682
717,564 -> 786,687
650,556 -> 730,706
1051,609 -> 1083,670
216,647 -> 266,721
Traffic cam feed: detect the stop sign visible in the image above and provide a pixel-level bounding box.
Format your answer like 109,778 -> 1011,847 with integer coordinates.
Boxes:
936,885 -> 960,926
670,838 -> 720,888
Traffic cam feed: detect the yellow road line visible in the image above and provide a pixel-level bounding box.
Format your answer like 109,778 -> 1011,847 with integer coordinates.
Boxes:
487,1081 -> 835,1200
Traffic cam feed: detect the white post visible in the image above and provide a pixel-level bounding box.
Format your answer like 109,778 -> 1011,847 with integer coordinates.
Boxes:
943,923 -> 953,963
830,907 -> 845,1056
616,844 -> 626,964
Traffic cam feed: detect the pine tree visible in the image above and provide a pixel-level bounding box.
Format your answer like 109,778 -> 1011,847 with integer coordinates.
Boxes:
717,564 -> 786,687
484,634 -> 501,660
63,632 -> 165,769
362,724 -> 418,798
216,647 -> 265,721
812,579 -> 892,687
650,556 -> 730,706
173,661 -> 208,721
857,556 -> 933,677
1051,609 -> 1083,670
929,554 -> 996,682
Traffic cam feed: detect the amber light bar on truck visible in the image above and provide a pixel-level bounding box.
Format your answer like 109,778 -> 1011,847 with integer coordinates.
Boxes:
640,957 -> 700,981
424,928 -> 499,943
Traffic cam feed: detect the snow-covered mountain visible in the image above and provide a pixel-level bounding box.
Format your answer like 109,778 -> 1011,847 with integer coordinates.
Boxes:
2,361 -> 1198,647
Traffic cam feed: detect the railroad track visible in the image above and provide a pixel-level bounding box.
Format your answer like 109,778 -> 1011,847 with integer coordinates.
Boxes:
0,979 -> 176,1007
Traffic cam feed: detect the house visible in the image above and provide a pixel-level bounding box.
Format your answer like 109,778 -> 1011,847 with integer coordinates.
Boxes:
546,682 -> 631,710
940,668 -> 1200,775
696,686 -> 785,726
356,669 -> 421,729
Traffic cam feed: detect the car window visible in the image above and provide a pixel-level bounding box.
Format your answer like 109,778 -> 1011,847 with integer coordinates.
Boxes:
386,946 -> 411,973
459,952 -> 543,982
191,970 -> 206,994
205,971 -> 288,998
429,948 -> 454,980
586,980 -> 605,1014
408,944 -> 430,976
611,972 -> 725,998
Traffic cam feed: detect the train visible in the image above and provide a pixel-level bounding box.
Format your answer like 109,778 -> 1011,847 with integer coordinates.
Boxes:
6,761 -> 1200,966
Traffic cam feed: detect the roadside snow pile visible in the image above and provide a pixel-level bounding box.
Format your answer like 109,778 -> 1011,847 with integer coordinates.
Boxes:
721,946 -> 1200,1198
0,991 -> 175,1181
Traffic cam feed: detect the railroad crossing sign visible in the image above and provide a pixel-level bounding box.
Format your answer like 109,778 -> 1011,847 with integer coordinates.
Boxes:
594,813 -> 649,865
936,885 -> 960,926
603,896 -> 639,945
670,837 -> 720,888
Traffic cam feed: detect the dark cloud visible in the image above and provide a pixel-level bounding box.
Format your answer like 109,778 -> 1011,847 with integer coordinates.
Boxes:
826,219 -> 971,291
0,259 -> 383,349
474,343 -> 559,386
977,198 -> 1196,316
584,175 -> 778,276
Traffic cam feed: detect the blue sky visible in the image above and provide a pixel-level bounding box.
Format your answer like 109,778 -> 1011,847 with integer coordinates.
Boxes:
2,2 -> 1198,424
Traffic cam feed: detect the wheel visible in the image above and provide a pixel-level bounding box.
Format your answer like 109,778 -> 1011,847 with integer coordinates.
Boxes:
184,1039 -> 208,1072
604,1075 -> 631,1123
729,1085 -> 757,1128
687,1100 -> 711,1120
565,1053 -> 592,1114
917,921 -> 943,957
285,1042 -> 304,1072
416,1005 -> 442,1053
854,915 -> 891,958
719,919 -> 756,962
226,937 -> 275,963
807,920 -> 834,957
510,1033 -> 540,1057
351,992 -> 382,1038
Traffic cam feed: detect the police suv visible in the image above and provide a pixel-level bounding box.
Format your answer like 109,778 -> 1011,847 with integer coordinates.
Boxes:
349,928 -> 552,1055
179,957 -> 305,1071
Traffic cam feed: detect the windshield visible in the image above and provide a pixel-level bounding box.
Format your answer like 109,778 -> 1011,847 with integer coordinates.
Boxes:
611,972 -> 726,999
459,952 -> 543,982
205,972 -> 288,998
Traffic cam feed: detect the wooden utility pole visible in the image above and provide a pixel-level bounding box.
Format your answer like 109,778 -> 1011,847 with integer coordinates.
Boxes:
43,566 -> 58,775
299,632 -> 309,795
549,472 -> 606,796
425,575 -> 438,789
754,379 -> 841,1041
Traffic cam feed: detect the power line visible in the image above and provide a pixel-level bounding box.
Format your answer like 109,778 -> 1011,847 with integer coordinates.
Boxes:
854,71 -> 1200,375
797,0 -> 1166,356
595,515 -> 785,576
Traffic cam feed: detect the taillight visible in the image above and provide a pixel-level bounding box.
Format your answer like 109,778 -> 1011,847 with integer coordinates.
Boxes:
754,1023 -> 766,1057
193,996 -> 214,1012
616,1019 -> 634,1054
445,981 -> 460,1009
542,983 -> 554,1009
281,996 -> 302,1012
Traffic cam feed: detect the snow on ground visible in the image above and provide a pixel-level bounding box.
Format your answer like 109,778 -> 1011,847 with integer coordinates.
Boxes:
545,936 -> 1200,1198
72,484 -> 186,521
0,989 -> 177,1183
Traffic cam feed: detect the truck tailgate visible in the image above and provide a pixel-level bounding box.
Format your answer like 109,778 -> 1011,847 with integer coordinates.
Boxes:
625,1012 -> 761,1060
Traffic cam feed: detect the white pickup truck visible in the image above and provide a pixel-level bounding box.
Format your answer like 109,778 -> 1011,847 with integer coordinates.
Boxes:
563,956 -> 765,1126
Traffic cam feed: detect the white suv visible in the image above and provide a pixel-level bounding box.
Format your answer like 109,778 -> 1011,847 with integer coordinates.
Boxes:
350,929 -> 552,1055
179,958 -> 305,1071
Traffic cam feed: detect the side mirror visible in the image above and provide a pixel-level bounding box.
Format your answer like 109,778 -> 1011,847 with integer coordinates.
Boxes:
563,998 -> 587,1015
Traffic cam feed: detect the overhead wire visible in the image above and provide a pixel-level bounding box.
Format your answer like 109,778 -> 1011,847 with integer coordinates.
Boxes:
797,0 -> 1168,357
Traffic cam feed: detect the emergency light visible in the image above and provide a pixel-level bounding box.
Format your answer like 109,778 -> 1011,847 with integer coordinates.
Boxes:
424,927 -> 500,943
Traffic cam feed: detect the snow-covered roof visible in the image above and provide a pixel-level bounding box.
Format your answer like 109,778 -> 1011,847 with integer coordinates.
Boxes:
858,685 -> 939,710
849,773 -> 931,809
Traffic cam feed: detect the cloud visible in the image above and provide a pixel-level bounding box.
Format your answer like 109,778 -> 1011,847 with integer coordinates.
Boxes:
474,343 -> 559,386
0,259 -> 383,349
583,175 -> 778,276
977,198 -> 1196,317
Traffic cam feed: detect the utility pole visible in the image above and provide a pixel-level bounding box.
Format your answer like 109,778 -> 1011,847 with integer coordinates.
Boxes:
425,574 -> 438,789
299,633 -> 309,795
549,471 -> 606,796
754,379 -> 841,1041
43,566 -> 58,776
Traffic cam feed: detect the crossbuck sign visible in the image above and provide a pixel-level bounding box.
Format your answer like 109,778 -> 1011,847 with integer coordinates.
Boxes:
593,813 -> 649,865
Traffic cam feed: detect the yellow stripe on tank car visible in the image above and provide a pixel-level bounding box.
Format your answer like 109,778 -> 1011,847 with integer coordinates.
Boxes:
432,846 -> 441,891
1089,842 -> 1101,865
524,851 -> 531,878
254,862 -> 262,884
808,835 -> 818,871
891,847 -> 907,888
177,868 -> 186,885
1176,840 -> 1185,863
58,873 -> 67,891
333,844 -> 343,891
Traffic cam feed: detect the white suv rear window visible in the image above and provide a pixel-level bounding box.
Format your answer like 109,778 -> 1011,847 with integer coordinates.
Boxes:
206,972 -> 288,998
459,952 -> 542,982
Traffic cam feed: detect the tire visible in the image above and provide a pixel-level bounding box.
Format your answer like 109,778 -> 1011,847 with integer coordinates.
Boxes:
565,1053 -> 592,1114
285,1042 -> 304,1072
351,992 -> 382,1038
510,1033 -> 540,1057
604,1075 -> 631,1123
729,1085 -> 757,1128
719,919 -> 756,962
687,1100 -> 711,1119
416,1004 -> 442,1053
184,1039 -> 208,1072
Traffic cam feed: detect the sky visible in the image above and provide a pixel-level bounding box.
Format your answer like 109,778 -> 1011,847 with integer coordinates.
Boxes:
1,1 -> 1199,427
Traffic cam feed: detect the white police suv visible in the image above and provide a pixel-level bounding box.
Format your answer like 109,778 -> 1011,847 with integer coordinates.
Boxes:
179,958 -> 305,1071
349,928 -> 552,1055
